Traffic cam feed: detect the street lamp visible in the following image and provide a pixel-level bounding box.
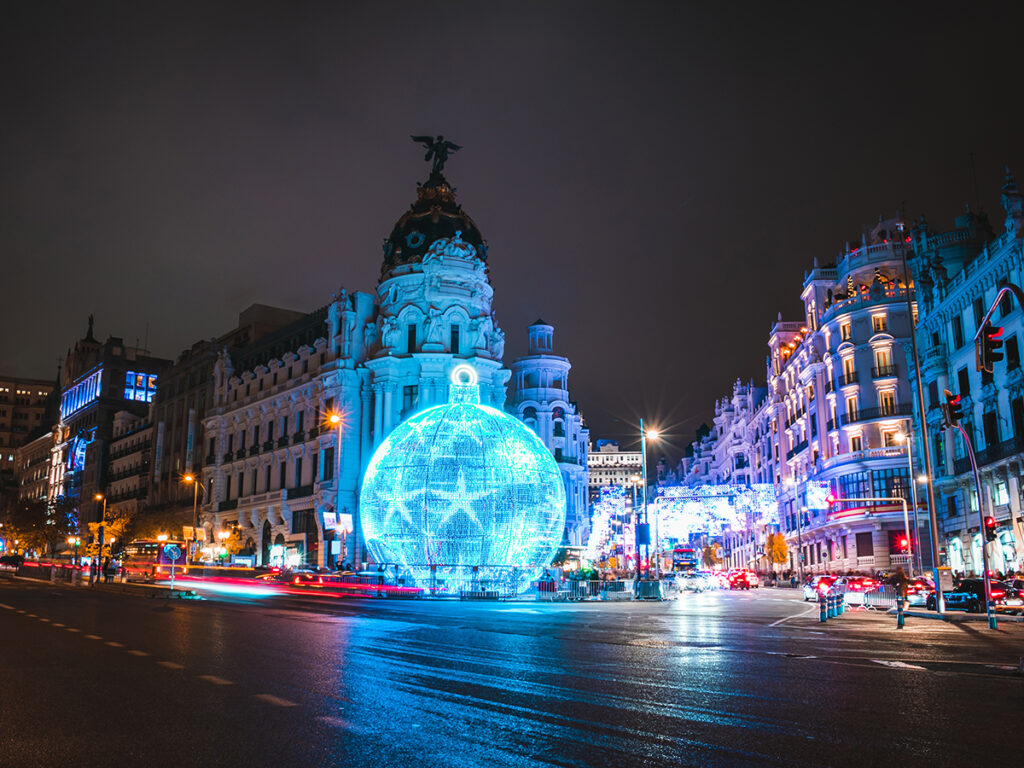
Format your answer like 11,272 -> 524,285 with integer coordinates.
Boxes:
895,431 -> 924,575
182,474 -> 206,564
326,410 -> 345,568
93,493 -> 107,585
67,535 -> 80,564
639,420 -> 661,580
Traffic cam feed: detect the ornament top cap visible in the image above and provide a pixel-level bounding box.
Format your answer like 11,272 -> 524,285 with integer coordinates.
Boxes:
449,364 -> 480,404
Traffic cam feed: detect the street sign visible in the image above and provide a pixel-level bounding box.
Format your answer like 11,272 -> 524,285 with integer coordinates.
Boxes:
163,544 -> 181,561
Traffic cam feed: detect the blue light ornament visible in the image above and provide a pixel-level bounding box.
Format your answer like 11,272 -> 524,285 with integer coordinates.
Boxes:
360,365 -> 565,593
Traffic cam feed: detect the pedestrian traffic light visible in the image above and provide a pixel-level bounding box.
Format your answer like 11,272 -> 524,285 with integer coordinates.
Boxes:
898,536 -> 909,552
941,389 -> 963,428
976,320 -> 1004,374
984,516 -> 997,542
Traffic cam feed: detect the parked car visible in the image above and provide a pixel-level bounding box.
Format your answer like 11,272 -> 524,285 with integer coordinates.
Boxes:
925,578 -> 1023,613
802,575 -> 838,601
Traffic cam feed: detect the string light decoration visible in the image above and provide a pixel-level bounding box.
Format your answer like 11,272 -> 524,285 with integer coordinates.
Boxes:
360,365 -> 566,593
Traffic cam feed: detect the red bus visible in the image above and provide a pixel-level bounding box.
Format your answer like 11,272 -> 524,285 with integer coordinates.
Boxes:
122,539 -> 188,581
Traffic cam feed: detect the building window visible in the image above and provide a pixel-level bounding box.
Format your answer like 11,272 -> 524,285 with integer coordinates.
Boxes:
927,381 -> 939,408
323,447 -> 335,481
933,432 -> 945,472
294,457 -> 303,487
450,325 -> 460,354
123,372 -> 158,403
871,314 -> 887,333
983,411 -> 999,448
957,367 -> 970,398
882,430 -> 899,447
407,324 -> 417,352
840,322 -> 851,341
1007,336 -> 1020,370
973,296 -> 984,329
952,315 -> 964,349
872,467 -> 909,499
878,389 -> 896,414
850,434 -> 862,451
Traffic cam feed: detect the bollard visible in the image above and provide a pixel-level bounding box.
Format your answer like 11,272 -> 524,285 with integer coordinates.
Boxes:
896,600 -> 905,629
836,592 -> 845,616
819,592 -> 828,622
827,591 -> 836,619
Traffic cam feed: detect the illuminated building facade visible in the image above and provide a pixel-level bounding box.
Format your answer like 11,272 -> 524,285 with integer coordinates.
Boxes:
202,163 -> 575,568
107,411 -> 153,522
908,171 -> 1024,574
0,374 -> 54,493
770,218 -> 918,575
55,318 -> 169,530
508,321 -> 590,547
587,440 -> 642,497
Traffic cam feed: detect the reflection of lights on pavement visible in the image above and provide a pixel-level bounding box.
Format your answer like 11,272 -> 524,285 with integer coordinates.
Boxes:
172,579 -> 275,597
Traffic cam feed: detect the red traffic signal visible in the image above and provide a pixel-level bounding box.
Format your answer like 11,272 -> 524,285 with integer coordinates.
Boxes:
898,537 -> 909,552
976,321 -> 1004,374
984,516 -> 998,542
941,389 -> 963,428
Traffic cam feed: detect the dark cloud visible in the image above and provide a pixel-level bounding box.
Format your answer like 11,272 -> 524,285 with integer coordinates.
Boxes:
3,1 -> 1024,459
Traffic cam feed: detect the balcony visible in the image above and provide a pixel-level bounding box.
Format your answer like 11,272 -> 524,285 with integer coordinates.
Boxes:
871,364 -> 897,379
292,432 -> 305,444
839,372 -> 858,387
262,440 -> 274,452
825,379 -> 834,394
235,449 -> 246,460
953,434 -> 1024,475
248,445 -> 259,457
786,439 -> 809,461
223,452 -> 233,463
839,403 -> 912,425
205,454 -> 215,466
218,499 -> 238,512
288,484 -> 314,500
277,436 -> 289,448
826,418 -> 836,432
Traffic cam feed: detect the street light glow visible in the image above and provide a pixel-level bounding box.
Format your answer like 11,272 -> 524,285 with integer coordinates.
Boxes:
183,474 -> 195,483
94,493 -> 104,500
328,412 -> 342,425
646,428 -> 660,440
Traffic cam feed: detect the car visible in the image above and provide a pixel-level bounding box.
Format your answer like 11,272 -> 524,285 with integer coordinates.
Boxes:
729,571 -> 755,590
802,575 -> 838,601
925,578 -> 1023,613
905,577 -> 934,607
838,576 -> 877,606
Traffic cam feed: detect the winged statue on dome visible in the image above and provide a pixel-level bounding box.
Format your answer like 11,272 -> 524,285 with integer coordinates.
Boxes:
411,135 -> 462,173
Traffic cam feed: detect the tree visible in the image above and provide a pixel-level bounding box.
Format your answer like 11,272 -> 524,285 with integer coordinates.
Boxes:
702,543 -> 722,569
4,497 -> 77,555
765,533 -> 789,568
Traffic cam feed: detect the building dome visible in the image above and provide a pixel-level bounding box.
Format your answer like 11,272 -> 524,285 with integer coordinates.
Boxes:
360,365 -> 565,593
380,171 -> 487,281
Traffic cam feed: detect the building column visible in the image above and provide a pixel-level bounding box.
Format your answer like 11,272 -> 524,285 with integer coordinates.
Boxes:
383,385 -> 394,434
372,383 -> 383,447
360,388 -> 372,466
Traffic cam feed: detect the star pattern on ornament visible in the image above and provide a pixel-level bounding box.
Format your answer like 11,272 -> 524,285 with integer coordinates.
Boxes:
430,466 -> 493,530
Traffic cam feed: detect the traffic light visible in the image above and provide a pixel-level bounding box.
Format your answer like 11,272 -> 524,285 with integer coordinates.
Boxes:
941,389 -> 963,428
976,320 -> 1004,374
984,516 -> 997,542
898,536 -> 909,553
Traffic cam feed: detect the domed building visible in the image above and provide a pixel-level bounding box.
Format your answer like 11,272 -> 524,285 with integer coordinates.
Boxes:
201,146 -> 586,571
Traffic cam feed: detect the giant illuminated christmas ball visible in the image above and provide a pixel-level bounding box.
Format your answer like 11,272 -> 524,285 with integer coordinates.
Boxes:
360,365 -> 565,593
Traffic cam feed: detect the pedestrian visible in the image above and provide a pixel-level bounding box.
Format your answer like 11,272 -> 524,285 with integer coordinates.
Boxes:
102,556 -> 112,584
889,566 -> 909,607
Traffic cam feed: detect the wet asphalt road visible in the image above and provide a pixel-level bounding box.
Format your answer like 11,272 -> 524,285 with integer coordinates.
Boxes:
1,578 -> 1021,768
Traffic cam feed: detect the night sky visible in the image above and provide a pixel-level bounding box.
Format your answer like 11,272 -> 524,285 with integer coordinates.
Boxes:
4,2 -> 1024,461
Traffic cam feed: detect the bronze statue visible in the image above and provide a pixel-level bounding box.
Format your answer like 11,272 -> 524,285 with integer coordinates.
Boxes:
411,135 -> 462,173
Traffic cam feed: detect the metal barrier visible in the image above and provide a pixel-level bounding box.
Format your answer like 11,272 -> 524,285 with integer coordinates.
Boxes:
600,580 -> 633,600
864,585 -> 897,610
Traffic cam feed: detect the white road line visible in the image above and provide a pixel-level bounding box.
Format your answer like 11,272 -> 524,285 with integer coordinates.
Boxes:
105,641 -> 124,648
52,623 -> 64,627
872,659 -> 927,671
16,610 -> 25,614
26,613 -> 36,618
253,694 -> 298,707
38,618 -> 50,622
198,675 -> 234,686
127,650 -> 150,657
769,605 -> 818,627
66,628 -> 80,633
85,634 -> 102,640
0,603 -> 14,609
157,661 -> 185,669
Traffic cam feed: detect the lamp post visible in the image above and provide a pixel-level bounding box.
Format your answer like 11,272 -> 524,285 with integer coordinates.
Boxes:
327,411 -> 345,568
895,431 -> 924,575
639,420 -> 660,579
183,474 -> 206,564
93,493 -> 106,585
